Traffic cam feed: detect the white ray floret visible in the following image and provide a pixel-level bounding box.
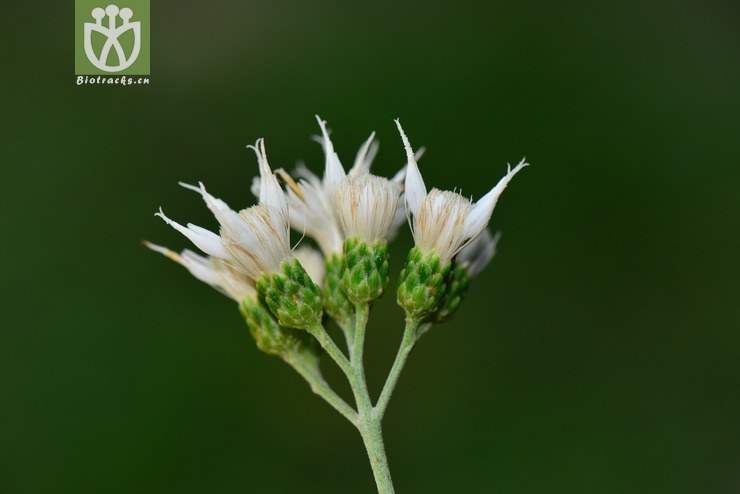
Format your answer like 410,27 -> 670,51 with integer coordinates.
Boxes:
154,208 -> 229,259
279,166 -> 344,256
456,230 -> 501,277
144,241 -> 256,302
395,119 -> 527,264
261,116 -> 417,254
314,116 -> 403,244
156,138 -> 293,281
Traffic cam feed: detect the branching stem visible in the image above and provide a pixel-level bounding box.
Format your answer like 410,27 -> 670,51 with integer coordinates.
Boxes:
375,317 -> 419,418
348,304 -> 395,494
285,354 -> 358,424
300,308 -> 421,494
308,323 -> 354,377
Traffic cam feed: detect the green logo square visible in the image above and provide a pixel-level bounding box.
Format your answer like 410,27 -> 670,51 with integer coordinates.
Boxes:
75,0 -> 150,75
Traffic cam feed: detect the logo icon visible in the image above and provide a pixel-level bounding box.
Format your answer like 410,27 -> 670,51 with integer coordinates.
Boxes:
75,0 -> 149,76
84,5 -> 140,72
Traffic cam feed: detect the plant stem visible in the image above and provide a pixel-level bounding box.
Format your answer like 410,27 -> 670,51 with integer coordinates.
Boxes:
358,414 -> 395,494
348,304 -> 395,494
350,304 -> 371,402
375,317 -> 419,418
308,323 -> 354,378
285,354 -> 358,424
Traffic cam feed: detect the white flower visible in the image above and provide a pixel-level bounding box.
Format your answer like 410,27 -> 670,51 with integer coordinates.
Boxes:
261,116 -> 417,253
456,230 -> 501,277
144,241 -> 256,302
156,138 -> 292,281
153,209 -> 229,260
313,116 -> 403,244
395,119 -> 527,265
333,174 -> 401,243
292,245 -> 326,286
279,164 -> 344,256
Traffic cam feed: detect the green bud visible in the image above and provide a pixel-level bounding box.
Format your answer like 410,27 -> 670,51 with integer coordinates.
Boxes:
256,257 -> 323,330
240,297 -> 296,356
323,253 -> 354,327
240,297 -> 322,369
341,237 -> 390,305
432,265 -> 472,323
397,247 -> 452,319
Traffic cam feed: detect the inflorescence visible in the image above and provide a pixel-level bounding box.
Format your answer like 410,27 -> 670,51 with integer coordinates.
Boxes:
145,116 -> 527,494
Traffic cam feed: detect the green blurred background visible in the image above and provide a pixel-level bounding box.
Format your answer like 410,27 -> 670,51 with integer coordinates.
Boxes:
2,0 -> 739,492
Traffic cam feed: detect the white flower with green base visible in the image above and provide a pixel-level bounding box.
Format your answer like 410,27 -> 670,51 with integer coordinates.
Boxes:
146,117 -> 528,494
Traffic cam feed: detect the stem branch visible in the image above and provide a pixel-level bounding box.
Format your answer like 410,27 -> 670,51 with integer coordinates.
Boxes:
309,323 -> 354,378
375,317 -> 419,418
348,304 -> 395,494
285,354 -> 358,424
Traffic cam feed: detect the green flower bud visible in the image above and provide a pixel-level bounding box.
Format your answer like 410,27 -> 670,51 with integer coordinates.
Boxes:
397,247 -> 452,319
341,237 -> 390,305
256,257 -> 323,330
241,297 -> 322,370
323,253 -> 354,327
240,297 -> 296,356
432,265 -> 472,323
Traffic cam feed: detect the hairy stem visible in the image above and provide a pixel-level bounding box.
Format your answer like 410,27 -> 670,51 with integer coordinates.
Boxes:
348,304 -> 395,494
375,317 -> 419,418
308,323 -> 354,378
304,304 -> 398,494
358,414 -> 395,494
350,304 -> 371,405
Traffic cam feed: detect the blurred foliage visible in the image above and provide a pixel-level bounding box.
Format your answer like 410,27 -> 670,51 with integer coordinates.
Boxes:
1,0 -> 739,492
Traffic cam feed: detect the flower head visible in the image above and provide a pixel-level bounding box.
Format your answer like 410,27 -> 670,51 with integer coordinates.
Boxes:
156,139 -> 292,282
310,117 -> 402,244
396,119 -> 527,265
333,174 -> 401,243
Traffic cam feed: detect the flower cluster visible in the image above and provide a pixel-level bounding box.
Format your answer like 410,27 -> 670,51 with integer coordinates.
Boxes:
146,116 -> 527,493
148,116 -> 526,346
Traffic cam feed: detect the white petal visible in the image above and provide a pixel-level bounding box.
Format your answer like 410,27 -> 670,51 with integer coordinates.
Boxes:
142,240 -> 181,262
248,138 -> 287,213
155,208 -> 228,259
391,165 -> 406,184
350,132 -> 377,175
387,194 -> 408,241
463,158 -> 528,238
458,229 -> 500,277
178,181 -> 257,249
179,182 -> 237,227
394,119 -> 426,216
179,249 -> 223,286
316,115 -> 346,189
294,162 -> 321,187
250,176 -> 260,198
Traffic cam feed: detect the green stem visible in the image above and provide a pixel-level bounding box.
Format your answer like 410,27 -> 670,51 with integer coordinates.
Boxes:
350,304 -> 370,392
349,304 -> 395,494
308,323 -> 354,378
374,317 -> 419,419
285,354 -> 358,424
358,415 -> 395,494
338,317 -> 355,355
